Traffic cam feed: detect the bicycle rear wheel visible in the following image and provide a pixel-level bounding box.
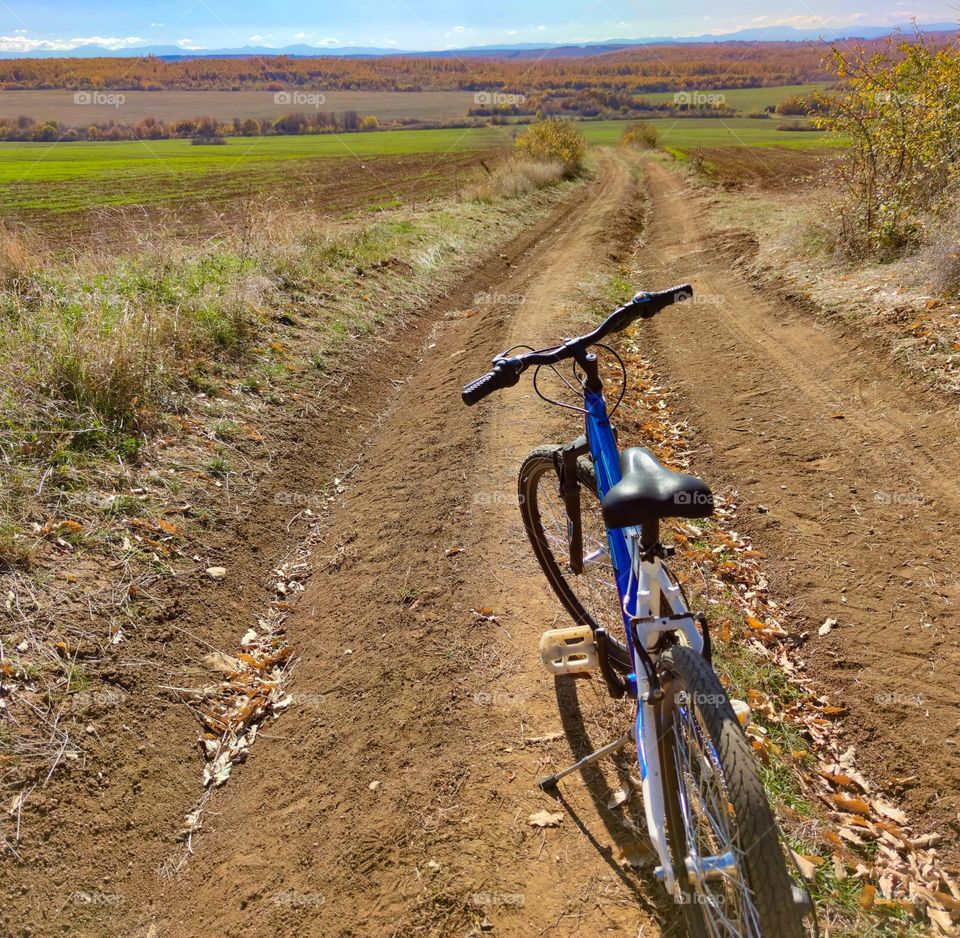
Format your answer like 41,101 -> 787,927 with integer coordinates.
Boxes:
518,446 -> 629,668
658,645 -> 807,937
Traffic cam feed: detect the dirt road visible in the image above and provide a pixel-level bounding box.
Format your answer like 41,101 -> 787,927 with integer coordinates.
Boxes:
639,158 -> 960,846
11,147 -> 959,938
129,150 -> 672,937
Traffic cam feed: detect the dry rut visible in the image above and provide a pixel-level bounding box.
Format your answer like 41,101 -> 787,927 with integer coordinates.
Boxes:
103,150 -> 683,938
638,157 -> 960,849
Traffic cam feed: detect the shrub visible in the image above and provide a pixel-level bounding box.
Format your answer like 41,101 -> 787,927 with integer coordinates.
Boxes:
818,33 -> 960,259
621,122 -> 659,149
514,119 -> 586,176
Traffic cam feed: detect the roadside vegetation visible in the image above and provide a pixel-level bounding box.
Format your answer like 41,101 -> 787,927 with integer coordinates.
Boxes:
0,161 -> 583,834
816,32 -> 960,262
621,121 -> 660,150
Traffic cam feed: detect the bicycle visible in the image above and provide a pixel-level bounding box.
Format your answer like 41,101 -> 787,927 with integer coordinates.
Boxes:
462,285 -> 812,937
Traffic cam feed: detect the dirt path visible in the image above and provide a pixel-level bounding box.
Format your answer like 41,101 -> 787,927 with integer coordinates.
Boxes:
638,158 -> 960,848
14,144 -> 960,938
14,149 -> 688,938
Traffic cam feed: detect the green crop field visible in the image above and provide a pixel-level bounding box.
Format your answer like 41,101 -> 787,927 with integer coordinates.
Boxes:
0,118 -> 840,226
634,82 -> 834,113
578,118 -> 841,149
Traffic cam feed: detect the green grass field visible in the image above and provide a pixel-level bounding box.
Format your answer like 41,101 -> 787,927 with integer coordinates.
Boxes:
0,118 -> 839,220
635,81 -> 834,112
579,118 -> 840,149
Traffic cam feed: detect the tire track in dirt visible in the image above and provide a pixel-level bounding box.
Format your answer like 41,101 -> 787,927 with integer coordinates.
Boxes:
637,158 -> 960,851
2,174 -> 627,938
81,150 -> 691,938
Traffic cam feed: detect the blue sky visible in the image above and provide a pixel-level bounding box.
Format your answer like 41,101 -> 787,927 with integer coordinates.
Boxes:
0,0 -> 954,52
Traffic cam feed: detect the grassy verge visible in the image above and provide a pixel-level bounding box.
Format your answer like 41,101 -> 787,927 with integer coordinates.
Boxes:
657,150 -> 960,397
0,163 -> 582,836
572,268 -> 957,937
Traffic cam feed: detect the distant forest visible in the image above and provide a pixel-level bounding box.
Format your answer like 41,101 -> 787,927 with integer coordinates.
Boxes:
0,37 -> 937,94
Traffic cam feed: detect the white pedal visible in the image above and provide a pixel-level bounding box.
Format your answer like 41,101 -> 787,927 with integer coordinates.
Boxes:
539,625 -> 598,676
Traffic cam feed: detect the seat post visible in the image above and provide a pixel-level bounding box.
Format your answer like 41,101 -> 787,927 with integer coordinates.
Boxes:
641,518 -> 660,551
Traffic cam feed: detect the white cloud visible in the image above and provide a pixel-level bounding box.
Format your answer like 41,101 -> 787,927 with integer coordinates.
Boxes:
537,25 -> 548,31
249,34 -> 263,41
176,38 -> 202,49
452,25 -> 465,32
317,37 -> 340,46
0,34 -> 145,52
294,31 -> 308,39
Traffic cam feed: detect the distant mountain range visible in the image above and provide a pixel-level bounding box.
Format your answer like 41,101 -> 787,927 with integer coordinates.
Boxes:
0,23 -> 956,60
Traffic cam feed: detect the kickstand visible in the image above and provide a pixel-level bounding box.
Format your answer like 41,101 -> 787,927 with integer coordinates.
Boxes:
538,729 -> 633,793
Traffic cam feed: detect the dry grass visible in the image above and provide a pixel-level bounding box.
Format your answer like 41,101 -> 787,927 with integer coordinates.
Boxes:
0,167 -> 581,837
0,226 -> 29,285
466,157 -> 566,202
917,201 -> 960,296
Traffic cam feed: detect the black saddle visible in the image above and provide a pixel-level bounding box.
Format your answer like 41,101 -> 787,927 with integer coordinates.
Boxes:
601,447 -> 714,530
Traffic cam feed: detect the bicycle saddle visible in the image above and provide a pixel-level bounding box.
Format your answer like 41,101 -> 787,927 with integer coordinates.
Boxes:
602,447 -> 714,529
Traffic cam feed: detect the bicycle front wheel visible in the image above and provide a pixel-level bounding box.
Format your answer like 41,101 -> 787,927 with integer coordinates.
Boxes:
518,446 -> 629,668
658,645 -> 806,938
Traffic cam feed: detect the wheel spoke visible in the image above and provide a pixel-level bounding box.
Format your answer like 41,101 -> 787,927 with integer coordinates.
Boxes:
671,702 -> 764,937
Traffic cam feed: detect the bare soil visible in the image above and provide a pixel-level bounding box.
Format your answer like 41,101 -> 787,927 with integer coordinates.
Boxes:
639,158 -> 960,853
7,147 -> 960,938
0,90 -> 478,126
13,151 -> 498,249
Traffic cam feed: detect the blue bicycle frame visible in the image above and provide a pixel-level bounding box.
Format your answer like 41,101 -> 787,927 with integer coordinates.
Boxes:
582,381 -> 705,895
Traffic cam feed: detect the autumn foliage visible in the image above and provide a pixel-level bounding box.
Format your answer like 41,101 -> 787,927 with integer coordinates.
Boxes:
817,32 -> 960,258
514,119 -> 586,175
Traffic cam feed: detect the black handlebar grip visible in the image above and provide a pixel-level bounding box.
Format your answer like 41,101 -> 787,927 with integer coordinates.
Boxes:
462,370 -> 500,406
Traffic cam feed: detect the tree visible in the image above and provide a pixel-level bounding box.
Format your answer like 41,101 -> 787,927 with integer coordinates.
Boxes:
817,32 -> 960,258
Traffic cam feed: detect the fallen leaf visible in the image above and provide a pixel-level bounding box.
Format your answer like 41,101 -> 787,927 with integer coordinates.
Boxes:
528,810 -> 564,829
445,546 -> 464,557
606,785 -> 631,809
206,567 -> 227,581
202,651 -> 242,674
790,849 -> 822,881
818,770 -> 855,788
829,794 -> 872,816
819,618 -> 838,636
873,799 -> 908,826
858,883 -> 876,910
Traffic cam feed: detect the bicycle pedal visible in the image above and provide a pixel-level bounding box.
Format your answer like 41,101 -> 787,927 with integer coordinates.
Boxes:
539,625 -> 597,676
730,698 -> 751,728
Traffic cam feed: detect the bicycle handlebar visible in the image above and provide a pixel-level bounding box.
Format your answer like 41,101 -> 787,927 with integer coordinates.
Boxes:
461,284 -> 692,406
